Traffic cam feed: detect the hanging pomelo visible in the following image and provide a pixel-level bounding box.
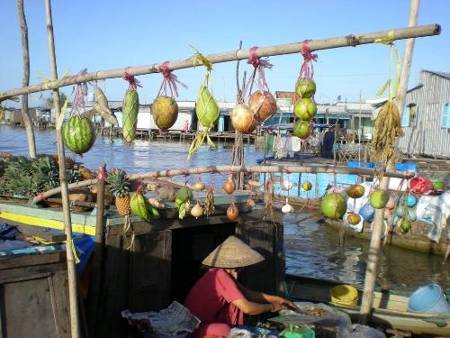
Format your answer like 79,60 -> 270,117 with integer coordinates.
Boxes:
347,213 -> 361,225
320,192 -> 346,220
346,184 -> 365,199
293,120 -> 312,139
249,90 -> 277,122
152,96 -> 178,130
62,115 -> 96,155
230,104 -> 257,134
369,190 -> 389,209
302,180 -> 312,191
295,79 -> 316,98
294,98 -> 317,120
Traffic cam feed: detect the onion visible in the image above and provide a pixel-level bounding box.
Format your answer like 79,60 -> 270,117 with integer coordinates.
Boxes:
192,181 -> 205,192
227,203 -> 239,221
230,104 -> 257,134
249,90 -> 277,122
191,201 -> 203,219
282,198 -> 294,213
223,176 -> 236,194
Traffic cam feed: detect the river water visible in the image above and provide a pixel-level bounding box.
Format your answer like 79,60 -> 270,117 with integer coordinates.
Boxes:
1,126 -> 449,292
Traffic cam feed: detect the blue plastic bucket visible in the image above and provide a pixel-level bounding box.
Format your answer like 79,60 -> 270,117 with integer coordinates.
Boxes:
408,283 -> 450,313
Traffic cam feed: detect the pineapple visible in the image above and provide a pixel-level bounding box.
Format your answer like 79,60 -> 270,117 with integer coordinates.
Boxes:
107,169 -> 131,216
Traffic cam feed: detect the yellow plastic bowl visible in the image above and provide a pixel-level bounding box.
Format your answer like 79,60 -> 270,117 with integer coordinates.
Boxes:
331,285 -> 358,307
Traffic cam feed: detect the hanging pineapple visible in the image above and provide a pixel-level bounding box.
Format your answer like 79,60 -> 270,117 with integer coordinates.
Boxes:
107,168 -> 131,216
188,47 -> 220,159
122,72 -> 141,143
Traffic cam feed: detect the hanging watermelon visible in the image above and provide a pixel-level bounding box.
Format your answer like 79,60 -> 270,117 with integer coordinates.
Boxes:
122,72 -> 141,143
63,115 -> 95,155
152,62 -> 186,131
62,81 -> 96,155
320,192 -> 346,220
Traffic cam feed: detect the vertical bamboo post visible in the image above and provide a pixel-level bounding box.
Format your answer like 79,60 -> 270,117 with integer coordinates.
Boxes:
17,0 -> 37,159
44,0 -> 81,336
88,164 -> 107,336
359,0 -> 420,324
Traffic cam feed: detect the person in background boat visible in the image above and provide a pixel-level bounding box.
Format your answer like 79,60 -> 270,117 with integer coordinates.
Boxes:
185,236 -> 296,338
320,126 -> 335,159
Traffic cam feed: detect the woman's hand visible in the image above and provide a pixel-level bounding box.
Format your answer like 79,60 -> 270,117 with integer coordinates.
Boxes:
270,296 -> 298,311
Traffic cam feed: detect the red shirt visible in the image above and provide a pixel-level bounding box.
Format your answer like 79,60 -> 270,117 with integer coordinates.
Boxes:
185,268 -> 244,325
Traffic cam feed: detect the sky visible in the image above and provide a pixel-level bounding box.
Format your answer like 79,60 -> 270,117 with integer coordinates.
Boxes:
0,0 -> 449,106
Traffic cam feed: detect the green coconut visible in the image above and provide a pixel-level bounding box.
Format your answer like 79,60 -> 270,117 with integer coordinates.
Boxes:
294,98 -> 317,120
320,193 -> 347,220
196,85 -> 219,128
295,79 -> 316,98
293,120 -> 312,139
369,190 -> 390,209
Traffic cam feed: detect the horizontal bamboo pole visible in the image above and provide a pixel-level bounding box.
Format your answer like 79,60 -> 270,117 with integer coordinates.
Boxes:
0,24 -> 440,102
31,164 -> 413,204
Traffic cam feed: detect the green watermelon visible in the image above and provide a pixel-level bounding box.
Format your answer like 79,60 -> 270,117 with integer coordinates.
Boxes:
122,89 -> 139,143
62,115 -> 95,155
320,192 -> 347,220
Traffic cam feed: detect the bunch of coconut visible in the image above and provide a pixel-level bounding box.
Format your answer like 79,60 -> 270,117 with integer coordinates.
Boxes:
293,79 -> 317,139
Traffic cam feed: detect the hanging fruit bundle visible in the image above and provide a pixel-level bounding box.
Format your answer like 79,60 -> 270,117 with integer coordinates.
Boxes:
188,47 -> 220,159
130,182 -> 160,222
175,186 -> 193,219
231,47 -> 277,134
293,41 -> 318,140
122,72 -> 141,143
152,62 -> 187,131
62,81 -> 96,155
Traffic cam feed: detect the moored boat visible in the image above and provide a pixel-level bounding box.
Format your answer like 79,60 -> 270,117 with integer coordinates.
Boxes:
285,273 -> 450,336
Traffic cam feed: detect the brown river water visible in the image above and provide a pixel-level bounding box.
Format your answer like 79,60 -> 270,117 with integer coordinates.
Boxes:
1,125 -> 449,292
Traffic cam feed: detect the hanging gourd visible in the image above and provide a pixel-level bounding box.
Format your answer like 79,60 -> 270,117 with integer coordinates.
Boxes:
91,86 -> 119,127
246,47 -> 278,123
320,192 -> 346,220
188,47 -> 220,159
62,82 -> 96,155
122,72 -> 141,143
293,41 -> 318,140
152,62 -> 187,131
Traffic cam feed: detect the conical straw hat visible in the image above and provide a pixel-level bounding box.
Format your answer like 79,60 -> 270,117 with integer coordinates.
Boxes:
202,235 -> 264,268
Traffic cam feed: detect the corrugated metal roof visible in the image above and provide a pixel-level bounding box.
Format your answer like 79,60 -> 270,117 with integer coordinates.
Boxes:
423,70 -> 450,80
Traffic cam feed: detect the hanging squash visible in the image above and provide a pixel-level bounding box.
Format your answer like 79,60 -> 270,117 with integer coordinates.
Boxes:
122,72 -> 140,143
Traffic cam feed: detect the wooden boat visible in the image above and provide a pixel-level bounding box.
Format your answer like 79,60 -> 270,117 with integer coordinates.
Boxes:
285,273 -> 450,336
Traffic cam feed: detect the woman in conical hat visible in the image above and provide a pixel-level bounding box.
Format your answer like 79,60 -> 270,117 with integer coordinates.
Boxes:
185,236 -> 296,338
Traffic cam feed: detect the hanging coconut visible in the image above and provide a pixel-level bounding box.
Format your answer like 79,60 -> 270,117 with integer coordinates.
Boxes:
152,96 -> 178,130
295,79 -> 316,98
302,181 -> 312,191
346,184 -> 365,199
230,104 -> 257,134
62,115 -> 96,155
347,213 -> 361,225
320,193 -> 347,220
293,120 -> 312,139
227,203 -> 239,221
294,98 -> 317,120
249,90 -> 277,122
369,190 -> 389,209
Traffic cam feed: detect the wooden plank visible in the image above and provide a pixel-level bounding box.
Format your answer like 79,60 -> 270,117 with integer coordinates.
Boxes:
16,223 -> 66,242
0,252 -> 66,270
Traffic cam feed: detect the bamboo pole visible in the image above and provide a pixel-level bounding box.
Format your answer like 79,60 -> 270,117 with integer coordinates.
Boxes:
0,24 -> 440,102
17,0 -> 37,158
87,165 -> 106,336
44,0 -> 81,337
359,0 -> 420,324
31,164 -> 413,204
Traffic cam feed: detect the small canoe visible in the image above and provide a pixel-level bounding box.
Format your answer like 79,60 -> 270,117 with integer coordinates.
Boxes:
285,274 -> 450,336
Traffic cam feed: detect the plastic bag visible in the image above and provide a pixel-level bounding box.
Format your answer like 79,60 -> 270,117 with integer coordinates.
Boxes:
343,324 -> 386,338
